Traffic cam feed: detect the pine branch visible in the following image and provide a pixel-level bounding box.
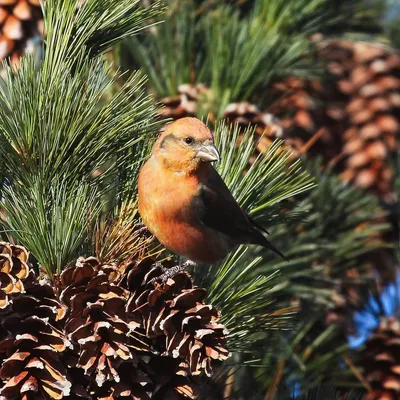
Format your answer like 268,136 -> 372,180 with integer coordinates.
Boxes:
43,0 -> 165,69
194,122 -> 314,351
243,160 -> 390,307
0,59 -> 158,188
119,0 -> 388,115
197,2 -> 317,114
1,177 -> 101,276
0,1 -> 164,276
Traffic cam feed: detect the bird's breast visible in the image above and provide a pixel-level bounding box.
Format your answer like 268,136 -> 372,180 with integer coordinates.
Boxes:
138,162 -> 231,263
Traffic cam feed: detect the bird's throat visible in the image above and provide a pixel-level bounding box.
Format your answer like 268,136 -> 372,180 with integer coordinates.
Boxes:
160,155 -> 202,176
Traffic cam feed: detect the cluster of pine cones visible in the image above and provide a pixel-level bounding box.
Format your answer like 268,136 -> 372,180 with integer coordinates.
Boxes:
0,242 -> 229,399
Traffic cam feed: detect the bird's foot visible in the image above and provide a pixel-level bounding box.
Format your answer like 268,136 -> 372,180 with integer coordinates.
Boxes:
148,260 -> 196,285
134,222 -> 150,237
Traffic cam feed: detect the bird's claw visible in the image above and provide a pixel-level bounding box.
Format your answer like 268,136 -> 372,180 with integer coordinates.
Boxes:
148,261 -> 195,285
134,223 -> 151,237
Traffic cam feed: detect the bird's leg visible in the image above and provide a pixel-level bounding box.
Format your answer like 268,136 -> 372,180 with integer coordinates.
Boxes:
148,260 -> 196,285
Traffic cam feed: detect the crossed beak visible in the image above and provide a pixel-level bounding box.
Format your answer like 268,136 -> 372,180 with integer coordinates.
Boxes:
196,144 -> 220,162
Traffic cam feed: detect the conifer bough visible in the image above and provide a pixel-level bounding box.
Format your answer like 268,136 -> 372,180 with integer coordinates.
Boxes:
0,0 -> 42,66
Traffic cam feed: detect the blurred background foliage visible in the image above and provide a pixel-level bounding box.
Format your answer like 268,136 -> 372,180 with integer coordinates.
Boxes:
0,0 -> 400,399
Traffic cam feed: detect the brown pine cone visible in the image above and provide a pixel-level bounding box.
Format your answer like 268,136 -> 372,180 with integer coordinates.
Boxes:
272,40 -> 400,200
59,257 -> 150,389
0,0 -> 43,66
0,243 -> 70,400
159,84 -> 211,120
120,258 -> 230,395
0,242 -> 31,309
362,317 -> 400,400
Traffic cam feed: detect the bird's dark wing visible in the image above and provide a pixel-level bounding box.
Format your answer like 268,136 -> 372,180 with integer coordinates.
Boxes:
200,167 -> 285,258
200,168 -> 254,240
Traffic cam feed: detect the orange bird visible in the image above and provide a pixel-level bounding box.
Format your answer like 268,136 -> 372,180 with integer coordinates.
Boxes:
138,117 -> 284,269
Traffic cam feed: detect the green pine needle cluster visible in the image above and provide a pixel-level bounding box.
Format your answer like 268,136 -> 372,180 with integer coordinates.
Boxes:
0,0 -> 163,276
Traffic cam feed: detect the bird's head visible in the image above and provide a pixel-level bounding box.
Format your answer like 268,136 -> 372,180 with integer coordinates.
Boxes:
153,117 -> 220,173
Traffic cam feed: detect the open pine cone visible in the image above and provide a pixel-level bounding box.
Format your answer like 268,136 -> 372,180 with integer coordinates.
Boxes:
361,316 -> 400,400
0,242 -> 70,400
0,0 -> 43,66
348,272 -> 400,400
0,243 -> 229,399
121,259 -> 229,375
159,84 -> 211,120
272,39 -> 400,199
221,101 -> 294,156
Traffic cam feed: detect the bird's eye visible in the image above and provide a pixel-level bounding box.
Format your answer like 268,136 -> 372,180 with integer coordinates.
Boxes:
185,137 -> 194,145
